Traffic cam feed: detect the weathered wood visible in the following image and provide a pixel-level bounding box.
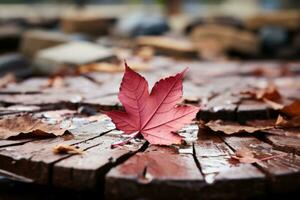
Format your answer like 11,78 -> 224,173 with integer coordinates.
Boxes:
1,76 -> 103,95
0,93 -> 85,106
237,100 -> 277,122
196,77 -> 242,121
195,129 -> 266,199
1,61 -> 299,119
195,76 -> 288,122
265,134 -> 300,155
198,91 -> 239,121
0,60 -> 300,198
0,139 -> 35,148
0,118 -> 114,185
221,135 -> 300,193
0,75 -> 121,110
0,105 -> 41,114
264,128 -> 300,138
105,145 -> 204,200
187,62 -> 240,84
53,132 -> 144,190
0,77 -> 47,94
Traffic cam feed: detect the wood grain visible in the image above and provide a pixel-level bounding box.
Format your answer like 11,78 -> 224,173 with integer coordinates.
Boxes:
221,135 -> 300,193
195,130 -> 266,199
106,145 -> 204,200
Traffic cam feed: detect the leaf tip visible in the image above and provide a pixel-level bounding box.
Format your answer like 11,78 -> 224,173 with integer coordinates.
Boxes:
182,67 -> 189,76
124,60 -> 130,70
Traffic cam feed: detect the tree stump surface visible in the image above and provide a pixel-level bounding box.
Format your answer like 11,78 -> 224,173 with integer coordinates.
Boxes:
0,60 -> 299,199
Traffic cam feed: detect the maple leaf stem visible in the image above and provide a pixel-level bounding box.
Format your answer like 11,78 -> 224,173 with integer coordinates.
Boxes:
111,131 -> 140,149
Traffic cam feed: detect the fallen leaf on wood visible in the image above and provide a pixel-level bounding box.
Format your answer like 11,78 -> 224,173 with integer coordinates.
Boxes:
263,98 -> 284,110
261,99 -> 300,116
106,62 -> 199,146
205,120 -> 273,135
53,144 -> 83,155
240,84 -> 290,111
281,100 -> 300,117
257,84 -> 282,101
275,115 -> 300,128
276,115 -> 288,127
231,147 -> 259,164
240,84 -> 282,102
0,113 -> 72,139
231,147 -> 284,164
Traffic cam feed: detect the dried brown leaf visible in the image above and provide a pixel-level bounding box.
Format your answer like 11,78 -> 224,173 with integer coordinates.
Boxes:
240,84 -> 282,102
231,147 -> 259,164
281,100 -> 300,117
276,115 -> 287,126
263,98 -> 284,110
53,144 -> 83,155
205,120 -> 272,135
0,113 -> 73,139
275,115 -> 300,128
232,147 -> 284,164
256,84 -> 281,101
235,147 -> 254,158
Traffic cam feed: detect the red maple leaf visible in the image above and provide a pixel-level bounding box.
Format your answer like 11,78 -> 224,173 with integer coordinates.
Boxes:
106,62 -> 199,147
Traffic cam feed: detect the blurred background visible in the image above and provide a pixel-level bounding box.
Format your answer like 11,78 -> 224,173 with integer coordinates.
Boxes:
0,0 -> 299,78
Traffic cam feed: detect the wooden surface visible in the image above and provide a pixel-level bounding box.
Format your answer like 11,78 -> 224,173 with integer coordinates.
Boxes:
0,59 -> 300,199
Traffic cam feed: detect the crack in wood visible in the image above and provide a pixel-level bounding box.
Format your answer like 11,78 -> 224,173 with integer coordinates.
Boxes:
192,142 -> 206,180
